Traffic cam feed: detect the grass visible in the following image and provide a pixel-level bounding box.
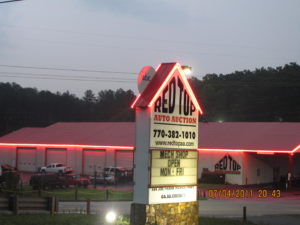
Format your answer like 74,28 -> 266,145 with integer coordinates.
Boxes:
0,214 -> 108,225
0,183 -> 224,201
0,186 -> 132,201
0,214 -> 264,225
2,187 -> 207,201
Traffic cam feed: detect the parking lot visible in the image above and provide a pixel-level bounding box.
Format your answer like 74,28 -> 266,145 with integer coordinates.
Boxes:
19,171 -> 133,190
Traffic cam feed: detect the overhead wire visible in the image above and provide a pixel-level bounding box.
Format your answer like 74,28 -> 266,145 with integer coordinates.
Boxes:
0,64 -> 137,75
0,0 -> 23,3
0,73 -> 135,83
0,71 -> 136,80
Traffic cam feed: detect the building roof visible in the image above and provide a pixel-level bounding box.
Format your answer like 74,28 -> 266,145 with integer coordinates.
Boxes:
0,122 -> 135,147
0,122 -> 299,153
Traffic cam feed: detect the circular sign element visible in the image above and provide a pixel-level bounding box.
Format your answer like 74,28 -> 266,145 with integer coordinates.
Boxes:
138,66 -> 155,93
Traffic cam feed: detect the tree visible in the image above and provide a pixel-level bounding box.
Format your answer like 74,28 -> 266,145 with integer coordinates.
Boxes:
83,89 -> 96,103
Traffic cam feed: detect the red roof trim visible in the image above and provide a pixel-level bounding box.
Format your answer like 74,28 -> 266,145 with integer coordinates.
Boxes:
0,143 -> 299,154
130,94 -> 141,109
0,143 -> 134,150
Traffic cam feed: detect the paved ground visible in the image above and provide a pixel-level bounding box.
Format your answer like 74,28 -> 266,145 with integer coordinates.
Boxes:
199,197 -> 300,217
21,172 -> 300,224
58,195 -> 300,225
248,215 -> 300,225
20,172 -> 133,190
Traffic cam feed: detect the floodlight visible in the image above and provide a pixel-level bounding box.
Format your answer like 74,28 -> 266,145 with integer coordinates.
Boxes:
182,65 -> 192,76
105,211 -> 117,224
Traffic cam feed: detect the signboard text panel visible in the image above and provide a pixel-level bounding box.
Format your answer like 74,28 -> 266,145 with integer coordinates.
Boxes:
150,150 -> 197,186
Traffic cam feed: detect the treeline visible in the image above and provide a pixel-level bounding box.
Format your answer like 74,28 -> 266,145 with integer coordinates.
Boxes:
0,62 -> 299,136
192,62 -> 300,122
0,85 -> 135,136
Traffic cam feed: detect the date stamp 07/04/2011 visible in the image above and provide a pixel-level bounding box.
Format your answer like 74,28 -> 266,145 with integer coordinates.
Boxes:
207,189 -> 281,199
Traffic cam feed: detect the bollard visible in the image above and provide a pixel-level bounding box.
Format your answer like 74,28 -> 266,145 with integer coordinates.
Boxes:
13,195 -> 18,215
75,186 -> 78,200
9,195 -> 18,215
49,196 -> 55,215
86,199 -> 91,215
106,189 -> 109,200
55,198 -> 59,213
94,170 -> 97,189
243,206 -> 247,222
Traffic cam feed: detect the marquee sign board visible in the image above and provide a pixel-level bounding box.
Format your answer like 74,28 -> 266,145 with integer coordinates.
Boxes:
150,69 -> 199,150
132,62 -> 202,208
150,150 -> 198,186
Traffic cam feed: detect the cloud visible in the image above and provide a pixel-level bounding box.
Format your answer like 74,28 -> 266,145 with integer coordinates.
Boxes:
81,0 -> 189,25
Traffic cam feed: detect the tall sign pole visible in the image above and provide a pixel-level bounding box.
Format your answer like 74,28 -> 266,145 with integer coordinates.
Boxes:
131,62 -> 203,225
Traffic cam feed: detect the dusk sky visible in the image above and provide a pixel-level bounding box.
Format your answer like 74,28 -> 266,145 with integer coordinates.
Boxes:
0,0 -> 299,97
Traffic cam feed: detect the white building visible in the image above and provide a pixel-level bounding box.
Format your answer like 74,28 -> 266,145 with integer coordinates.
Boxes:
0,122 -> 299,185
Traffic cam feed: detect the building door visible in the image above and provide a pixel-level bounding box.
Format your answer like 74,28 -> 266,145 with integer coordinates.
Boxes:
115,150 -> 133,170
273,167 -> 280,182
17,148 -> 37,172
46,148 -> 67,165
83,149 -> 106,175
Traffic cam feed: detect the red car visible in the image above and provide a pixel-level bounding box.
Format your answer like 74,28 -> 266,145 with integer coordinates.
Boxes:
65,173 -> 89,188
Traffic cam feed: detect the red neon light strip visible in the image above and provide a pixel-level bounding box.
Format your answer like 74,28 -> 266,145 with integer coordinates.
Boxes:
155,64 -> 162,71
148,63 -> 203,114
177,63 -> 203,114
197,148 -> 296,154
292,144 -> 300,153
0,143 -> 299,154
148,64 -> 178,107
257,151 -> 275,155
0,143 -> 134,150
130,94 -> 141,109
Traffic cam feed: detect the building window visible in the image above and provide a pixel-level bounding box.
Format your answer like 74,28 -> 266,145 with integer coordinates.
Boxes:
203,168 -> 209,172
257,168 -> 261,177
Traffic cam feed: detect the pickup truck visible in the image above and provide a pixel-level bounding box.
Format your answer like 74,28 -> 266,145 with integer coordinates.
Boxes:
0,164 -> 20,187
91,167 -> 133,184
65,173 -> 89,188
30,173 -> 66,190
39,163 -> 73,174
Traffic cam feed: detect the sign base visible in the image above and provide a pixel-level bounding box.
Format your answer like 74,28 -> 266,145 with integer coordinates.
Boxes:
130,202 -> 198,225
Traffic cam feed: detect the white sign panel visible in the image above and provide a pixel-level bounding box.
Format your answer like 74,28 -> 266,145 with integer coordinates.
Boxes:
149,186 -> 197,204
150,72 -> 198,150
151,150 -> 197,186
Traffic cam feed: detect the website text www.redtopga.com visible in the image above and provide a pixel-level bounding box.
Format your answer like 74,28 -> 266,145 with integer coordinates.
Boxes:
155,140 -> 194,147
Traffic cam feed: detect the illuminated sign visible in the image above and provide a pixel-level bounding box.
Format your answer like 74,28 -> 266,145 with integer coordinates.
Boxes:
150,69 -> 199,150
149,186 -> 197,204
151,150 -> 197,186
215,155 -> 241,172
132,63 -> 201,207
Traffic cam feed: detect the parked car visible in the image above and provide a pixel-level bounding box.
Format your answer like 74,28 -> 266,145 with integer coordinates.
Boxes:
65,173 -> 89,188
104,167 -> 133,184
292,174 -> 300,188
90,176 -> 106,184
90,167 -> 133,185
0,164 -> 20,187
1,164 -> 18,173
39,163 -> 73,174
29,173 -> 67,190
200,171 -> 225,184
